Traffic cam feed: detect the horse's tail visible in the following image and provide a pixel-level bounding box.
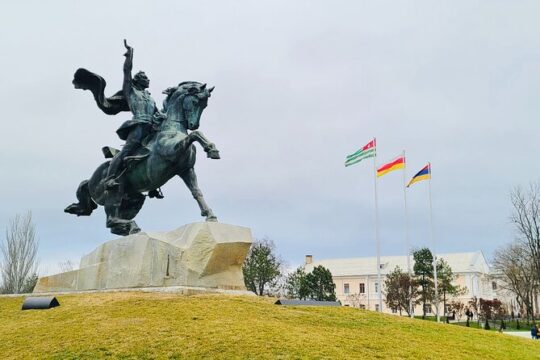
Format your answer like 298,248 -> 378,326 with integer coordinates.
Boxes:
64,180 -> 98,216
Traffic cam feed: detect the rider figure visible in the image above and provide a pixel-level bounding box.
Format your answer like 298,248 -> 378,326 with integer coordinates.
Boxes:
105,40 -> 162,190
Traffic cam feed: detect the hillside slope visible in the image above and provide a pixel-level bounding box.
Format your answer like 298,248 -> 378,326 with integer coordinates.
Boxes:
0,292 -> 538,359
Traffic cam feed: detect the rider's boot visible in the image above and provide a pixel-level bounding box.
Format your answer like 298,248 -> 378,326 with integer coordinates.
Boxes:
105,155 -> 124,190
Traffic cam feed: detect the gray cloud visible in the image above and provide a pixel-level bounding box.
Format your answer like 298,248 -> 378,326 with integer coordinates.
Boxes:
1,1 -> 539,274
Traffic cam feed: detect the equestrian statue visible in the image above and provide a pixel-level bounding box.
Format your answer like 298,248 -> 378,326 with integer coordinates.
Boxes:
65,40 -> 220,235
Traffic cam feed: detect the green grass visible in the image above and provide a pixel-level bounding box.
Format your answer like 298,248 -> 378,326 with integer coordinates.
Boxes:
414,315 -> 438,322
0,292 -> 539,359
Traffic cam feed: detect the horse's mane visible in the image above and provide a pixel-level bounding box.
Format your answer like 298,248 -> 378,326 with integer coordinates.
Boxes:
162,81 -> 203,113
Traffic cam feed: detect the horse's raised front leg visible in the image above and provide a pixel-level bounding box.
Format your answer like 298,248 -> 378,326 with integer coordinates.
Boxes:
180,168 -> 218,222
187,130 -> 220,159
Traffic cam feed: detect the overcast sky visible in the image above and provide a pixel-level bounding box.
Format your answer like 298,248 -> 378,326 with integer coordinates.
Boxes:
1,1 -> 540,275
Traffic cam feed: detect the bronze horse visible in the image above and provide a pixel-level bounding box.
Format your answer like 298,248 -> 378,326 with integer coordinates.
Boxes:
65,81 -> 220,235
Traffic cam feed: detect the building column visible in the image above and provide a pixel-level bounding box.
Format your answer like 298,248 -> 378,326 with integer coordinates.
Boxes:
367,276 -> 371,310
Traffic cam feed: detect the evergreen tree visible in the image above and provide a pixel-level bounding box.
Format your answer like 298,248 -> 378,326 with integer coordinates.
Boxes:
413,248 -> 434,319
304,265 -> 336,301
284,266 -> 309,299
437,259 -> 466,322
242,239 -> 282,295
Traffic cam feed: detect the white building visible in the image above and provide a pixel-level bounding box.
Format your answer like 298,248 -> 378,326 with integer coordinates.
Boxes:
304,252 -> 510,315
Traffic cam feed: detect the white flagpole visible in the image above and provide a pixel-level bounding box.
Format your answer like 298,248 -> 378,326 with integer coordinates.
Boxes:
428,162 -> 440,322
373,138 -> 382,312
402,151 -> 412,318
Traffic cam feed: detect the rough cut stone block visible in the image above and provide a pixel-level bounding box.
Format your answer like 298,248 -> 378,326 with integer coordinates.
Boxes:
34,222 -> 253,293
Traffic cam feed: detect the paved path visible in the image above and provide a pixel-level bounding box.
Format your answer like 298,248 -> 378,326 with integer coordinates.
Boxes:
504,331 -> 534,339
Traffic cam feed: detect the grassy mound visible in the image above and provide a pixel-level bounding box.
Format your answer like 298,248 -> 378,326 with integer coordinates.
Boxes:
0,292 -> 538,359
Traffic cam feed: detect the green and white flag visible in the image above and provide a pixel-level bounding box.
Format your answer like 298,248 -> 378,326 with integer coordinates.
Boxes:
345,139 -> 376,167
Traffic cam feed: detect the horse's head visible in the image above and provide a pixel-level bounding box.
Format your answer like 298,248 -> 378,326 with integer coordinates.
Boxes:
162,81 -> 214,130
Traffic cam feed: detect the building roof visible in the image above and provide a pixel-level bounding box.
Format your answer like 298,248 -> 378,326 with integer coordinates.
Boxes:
305,251 -> 490,277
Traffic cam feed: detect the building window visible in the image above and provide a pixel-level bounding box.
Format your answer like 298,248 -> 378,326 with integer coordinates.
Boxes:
392,308 -> 398,314
492,281 -> 497,290
359,305 -> 366,310
359,283 -> 365,294
424,304 -> 432,314
374,282 -> 379,293
375,304 -> 380,312
344,283 -> 350,294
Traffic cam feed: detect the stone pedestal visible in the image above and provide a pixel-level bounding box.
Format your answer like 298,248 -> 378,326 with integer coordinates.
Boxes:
34,222 -> 253,293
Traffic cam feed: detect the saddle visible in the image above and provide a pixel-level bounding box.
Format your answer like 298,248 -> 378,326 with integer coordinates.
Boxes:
101,130 -> 158,160
102,145 -> 150,167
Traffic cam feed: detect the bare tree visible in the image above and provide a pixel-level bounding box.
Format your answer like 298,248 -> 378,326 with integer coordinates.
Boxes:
450,300 -> 465,322
488,183 -> 540,321
492,242 -> 536,321
346,293 -> 367,309
59,259 -> 77,273
468,296 -> 480,324
0,212 -> 39,294
510,184 -> 540,277
384,266 -> 419,316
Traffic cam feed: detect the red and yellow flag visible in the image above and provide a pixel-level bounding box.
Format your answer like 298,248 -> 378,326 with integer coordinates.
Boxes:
377,156 -> 405,177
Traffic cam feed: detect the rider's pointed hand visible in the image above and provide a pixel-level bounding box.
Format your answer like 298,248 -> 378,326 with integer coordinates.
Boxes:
123,39 -> 133,57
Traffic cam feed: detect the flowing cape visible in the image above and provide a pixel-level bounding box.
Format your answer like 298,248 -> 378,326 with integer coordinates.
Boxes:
72,68 -> 129,115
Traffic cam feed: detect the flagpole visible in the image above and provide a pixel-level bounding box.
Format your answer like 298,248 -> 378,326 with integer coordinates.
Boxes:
373,138 -> 382,312
428,162 -> 440,322
402,151 -> 412,318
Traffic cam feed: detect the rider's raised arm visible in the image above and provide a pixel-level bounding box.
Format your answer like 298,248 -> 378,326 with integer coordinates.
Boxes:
122,39 -> 134,95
